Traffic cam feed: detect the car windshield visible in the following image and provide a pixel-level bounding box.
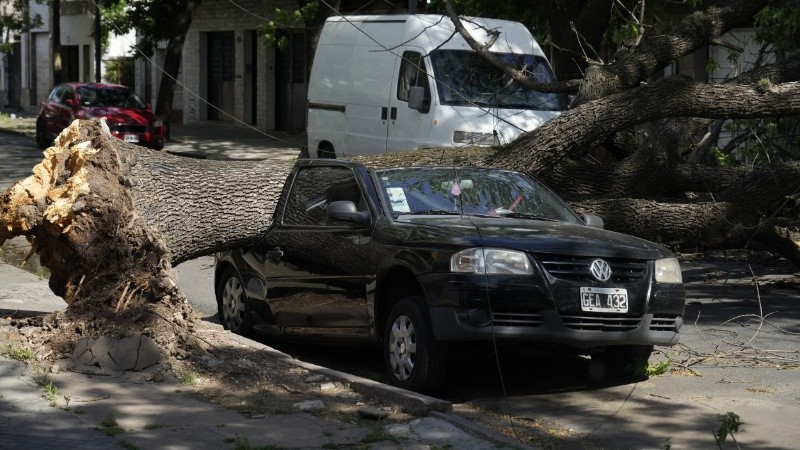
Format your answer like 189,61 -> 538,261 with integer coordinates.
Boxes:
429,50 -> 567,110
375,167 -> 581,223
76,86 -> 146,108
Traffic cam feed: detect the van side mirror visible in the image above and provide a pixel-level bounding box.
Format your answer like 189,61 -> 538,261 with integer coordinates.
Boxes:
329,200 -> 370,225
408,86 -> 427,112
581,214 -> 604,229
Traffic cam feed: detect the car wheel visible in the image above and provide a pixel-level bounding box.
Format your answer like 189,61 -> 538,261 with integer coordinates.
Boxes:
318,142 -> 336,159
383,296 -> 448,393
35,120 -> 49,149
216,267 -> 253,336
591,345 -> 654,379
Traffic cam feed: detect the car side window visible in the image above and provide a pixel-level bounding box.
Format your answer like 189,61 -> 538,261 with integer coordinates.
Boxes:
397,51 -> 431,112
61,87 -> 76,105
283,166 -> 368,227
49,86 -> 65,103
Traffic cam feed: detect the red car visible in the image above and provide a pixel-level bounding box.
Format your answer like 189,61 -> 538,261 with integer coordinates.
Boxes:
36,82 -> 165,150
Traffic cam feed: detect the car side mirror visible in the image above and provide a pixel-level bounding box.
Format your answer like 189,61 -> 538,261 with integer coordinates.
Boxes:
581,214 -> 604,229
145,103 -> 152,111
65,98 -> 76,108
329,200 -> 370,225
408,86 -> 426,112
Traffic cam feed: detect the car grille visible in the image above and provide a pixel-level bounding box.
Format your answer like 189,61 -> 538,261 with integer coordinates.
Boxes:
491,312 -> 544,327
538,254 -> 647,282
650,314 -> 681,332
561,313 -> 642,331
109,124 -> 148,133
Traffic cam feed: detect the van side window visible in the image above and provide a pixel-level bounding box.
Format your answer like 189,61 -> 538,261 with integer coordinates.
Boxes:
397,51 -> 431,113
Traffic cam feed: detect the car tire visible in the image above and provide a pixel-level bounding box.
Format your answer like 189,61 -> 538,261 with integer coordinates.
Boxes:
35,120 -> 49,149
216,267 -> 254,337
591,344 -> 654,379
383,296 -> 448,393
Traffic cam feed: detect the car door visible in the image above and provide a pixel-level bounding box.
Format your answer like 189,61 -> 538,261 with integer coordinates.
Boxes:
260,164 -> 377,339
387,49 -> 434,152
53,85 -> 76,134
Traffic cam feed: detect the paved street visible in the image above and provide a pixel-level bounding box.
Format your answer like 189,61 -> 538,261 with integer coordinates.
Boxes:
2,128 -> 800,448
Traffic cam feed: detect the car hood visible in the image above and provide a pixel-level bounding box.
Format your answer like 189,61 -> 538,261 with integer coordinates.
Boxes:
395,215 -> 672,260
81,107 -> 156,125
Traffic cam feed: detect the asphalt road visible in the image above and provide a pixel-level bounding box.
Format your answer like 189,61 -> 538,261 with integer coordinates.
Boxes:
3,132 -> 799,449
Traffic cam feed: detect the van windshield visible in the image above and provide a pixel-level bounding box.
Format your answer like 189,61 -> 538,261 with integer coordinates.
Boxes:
429,50 -> 567,111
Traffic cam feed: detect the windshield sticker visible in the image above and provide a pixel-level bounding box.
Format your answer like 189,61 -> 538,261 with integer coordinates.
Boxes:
386,187 -> 411,213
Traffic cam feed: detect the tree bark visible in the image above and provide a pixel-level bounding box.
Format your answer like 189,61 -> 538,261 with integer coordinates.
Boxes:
154,0 -> 203,139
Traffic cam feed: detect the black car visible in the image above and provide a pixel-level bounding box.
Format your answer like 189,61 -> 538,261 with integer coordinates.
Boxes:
214,160 -> 685,392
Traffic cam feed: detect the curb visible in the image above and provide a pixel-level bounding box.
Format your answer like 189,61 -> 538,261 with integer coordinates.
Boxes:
431,411 -> 537,450
222,329 -> 453,416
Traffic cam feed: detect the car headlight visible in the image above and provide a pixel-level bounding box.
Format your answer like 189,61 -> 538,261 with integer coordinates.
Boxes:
152,119 -> 163,128
451,248 -> 533,275
452,130 -> 499,145
655,257 -> 682,284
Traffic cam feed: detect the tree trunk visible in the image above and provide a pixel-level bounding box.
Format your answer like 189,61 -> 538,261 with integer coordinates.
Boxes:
0,120 -> 291,309
154,0 -> 203,139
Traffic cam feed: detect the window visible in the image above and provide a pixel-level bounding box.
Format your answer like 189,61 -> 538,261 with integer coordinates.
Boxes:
429,50 -> 567,110
397,51 -> 431,112
283,166 -> 367,226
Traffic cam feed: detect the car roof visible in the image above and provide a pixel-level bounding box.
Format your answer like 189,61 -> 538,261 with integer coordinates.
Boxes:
57,82 -> 131,91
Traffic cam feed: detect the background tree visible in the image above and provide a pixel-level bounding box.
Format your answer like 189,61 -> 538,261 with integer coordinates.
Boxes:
115,0 -> 204,138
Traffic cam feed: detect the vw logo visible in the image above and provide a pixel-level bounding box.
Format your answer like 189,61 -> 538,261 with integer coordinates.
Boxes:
589,259 -> 612,282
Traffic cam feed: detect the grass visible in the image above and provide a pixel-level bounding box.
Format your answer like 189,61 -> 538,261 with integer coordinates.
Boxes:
361,429 -> 400,444
6,346 -> 35,361
42,381 -> 59,406
179,372 -> 198,386
647,360 -> 671,377
96,412 -> 125,436
34,374 -> 59,407
227,436 -> 282,450
0,111 -> 36,137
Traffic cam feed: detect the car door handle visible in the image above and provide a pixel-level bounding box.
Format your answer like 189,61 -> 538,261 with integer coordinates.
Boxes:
390,107 -> 397,120
381,107 -> 388,120
266,248 -> 283,262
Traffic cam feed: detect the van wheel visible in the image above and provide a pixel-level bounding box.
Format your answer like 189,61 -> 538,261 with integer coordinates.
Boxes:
383,296 -> 448,393
318,143 -> 336,159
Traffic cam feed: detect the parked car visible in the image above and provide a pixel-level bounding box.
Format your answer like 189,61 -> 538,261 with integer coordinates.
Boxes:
36,82 -> 165,150
214,160 -> 686,392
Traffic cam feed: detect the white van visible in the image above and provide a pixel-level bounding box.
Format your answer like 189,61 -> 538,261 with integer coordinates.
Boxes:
306,14 -> 566,158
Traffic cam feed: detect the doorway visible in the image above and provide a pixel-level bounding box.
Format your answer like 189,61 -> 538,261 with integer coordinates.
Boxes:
275,30 -> 307,132
207,31 -> 235,121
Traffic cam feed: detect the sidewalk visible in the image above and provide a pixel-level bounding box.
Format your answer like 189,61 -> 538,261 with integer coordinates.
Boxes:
0,260 -> 527,450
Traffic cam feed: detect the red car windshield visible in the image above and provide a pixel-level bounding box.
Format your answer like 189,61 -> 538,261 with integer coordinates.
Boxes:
76,86 -> 146,109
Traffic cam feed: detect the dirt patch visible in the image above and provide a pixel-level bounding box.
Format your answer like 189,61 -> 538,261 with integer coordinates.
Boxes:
0,309 -> 416,424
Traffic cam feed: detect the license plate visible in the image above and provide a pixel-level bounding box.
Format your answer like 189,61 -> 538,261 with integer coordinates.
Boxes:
124,134 -> 139,143
580,287 -> 628,313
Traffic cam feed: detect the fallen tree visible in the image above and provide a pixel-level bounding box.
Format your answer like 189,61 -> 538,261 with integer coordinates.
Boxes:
0,0 -> 798,360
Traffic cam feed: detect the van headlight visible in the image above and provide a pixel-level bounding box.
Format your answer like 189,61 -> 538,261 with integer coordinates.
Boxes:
152,119 -> 163,128
655,258 -> 682,284
451,248 -> 533,275
453,131 -> 499,145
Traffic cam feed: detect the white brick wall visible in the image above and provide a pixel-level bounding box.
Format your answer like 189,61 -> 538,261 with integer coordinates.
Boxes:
182,0 -> 294,129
